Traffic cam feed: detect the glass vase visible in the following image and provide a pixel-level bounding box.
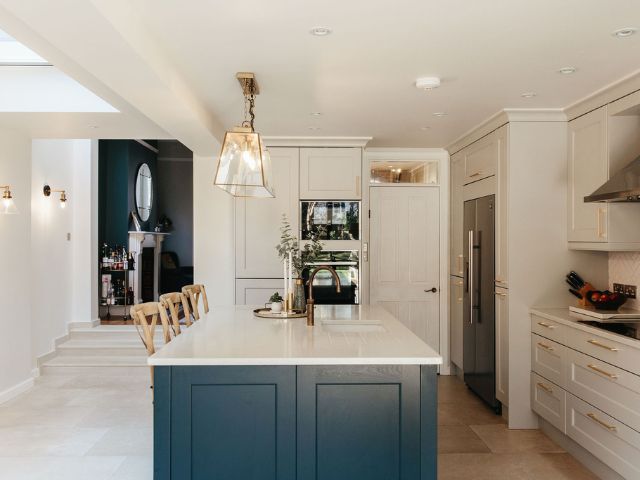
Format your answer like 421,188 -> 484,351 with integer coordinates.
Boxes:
293,278 -> 306,313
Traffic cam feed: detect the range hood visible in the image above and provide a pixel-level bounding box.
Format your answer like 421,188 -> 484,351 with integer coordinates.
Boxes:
584,154 -> 640,202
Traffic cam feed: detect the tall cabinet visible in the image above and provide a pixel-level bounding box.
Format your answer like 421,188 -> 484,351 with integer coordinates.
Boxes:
234,146 -> 363,305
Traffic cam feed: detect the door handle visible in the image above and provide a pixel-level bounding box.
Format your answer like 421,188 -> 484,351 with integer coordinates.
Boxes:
468,230 -> 474,325
425,287 -> 438,293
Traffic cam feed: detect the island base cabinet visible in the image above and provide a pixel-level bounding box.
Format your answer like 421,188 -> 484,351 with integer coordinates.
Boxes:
154,365 -> 437,480
155,366 -> 296,480
297,365 -> 437,480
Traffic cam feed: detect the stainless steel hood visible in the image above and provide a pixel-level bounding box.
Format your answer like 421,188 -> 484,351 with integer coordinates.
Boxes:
584,154 -> 640,202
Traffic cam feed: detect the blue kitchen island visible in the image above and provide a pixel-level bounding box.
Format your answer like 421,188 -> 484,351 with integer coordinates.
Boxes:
149,305 -> 442,480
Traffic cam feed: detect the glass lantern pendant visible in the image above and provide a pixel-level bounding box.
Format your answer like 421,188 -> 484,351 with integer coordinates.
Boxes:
214,73 -> 274,198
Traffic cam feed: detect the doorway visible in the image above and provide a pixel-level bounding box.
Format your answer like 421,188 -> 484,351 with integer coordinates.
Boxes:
369,186 -> 441,352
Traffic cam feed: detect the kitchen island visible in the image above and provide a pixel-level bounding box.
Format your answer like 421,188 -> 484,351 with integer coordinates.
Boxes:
150,305 -> 442,480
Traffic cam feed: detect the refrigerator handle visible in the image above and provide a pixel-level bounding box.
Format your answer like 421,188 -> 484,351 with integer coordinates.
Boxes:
468,229 -> 474,325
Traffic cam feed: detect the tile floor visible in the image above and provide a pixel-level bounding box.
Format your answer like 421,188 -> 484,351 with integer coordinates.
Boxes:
438,375 -> 598,480
0,371 -> 599,479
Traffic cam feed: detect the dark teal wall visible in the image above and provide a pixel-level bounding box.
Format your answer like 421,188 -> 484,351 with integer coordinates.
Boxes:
98,140 -> 158,248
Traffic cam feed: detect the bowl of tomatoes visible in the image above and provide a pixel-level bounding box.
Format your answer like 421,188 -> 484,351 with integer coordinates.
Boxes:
585,290 -> 627,310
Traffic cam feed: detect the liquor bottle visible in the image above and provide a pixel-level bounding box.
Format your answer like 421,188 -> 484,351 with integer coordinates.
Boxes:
128,252 -> 135,271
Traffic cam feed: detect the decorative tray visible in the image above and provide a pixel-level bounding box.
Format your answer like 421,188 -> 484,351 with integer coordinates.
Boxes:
253,308 -> 306,319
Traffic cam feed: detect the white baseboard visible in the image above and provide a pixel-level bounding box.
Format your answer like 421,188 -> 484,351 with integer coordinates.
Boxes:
0,377 -> 34,405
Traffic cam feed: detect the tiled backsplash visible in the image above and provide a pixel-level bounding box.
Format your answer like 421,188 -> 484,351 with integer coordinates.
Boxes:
609,252 -> 640,309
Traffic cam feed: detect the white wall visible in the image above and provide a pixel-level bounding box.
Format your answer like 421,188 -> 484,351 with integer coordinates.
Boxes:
193,153 -> 234,305
31,139 -> 96,364
0,128 -> 32,402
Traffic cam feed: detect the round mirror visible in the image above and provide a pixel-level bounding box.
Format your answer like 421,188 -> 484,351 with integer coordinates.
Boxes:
135,163 -> 153,221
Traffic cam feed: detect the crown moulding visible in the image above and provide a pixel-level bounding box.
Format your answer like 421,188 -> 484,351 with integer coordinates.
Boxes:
262,136 -> 372,148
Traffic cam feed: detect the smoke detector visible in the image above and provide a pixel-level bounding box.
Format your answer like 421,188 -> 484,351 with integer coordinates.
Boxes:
415,76 -> 441,90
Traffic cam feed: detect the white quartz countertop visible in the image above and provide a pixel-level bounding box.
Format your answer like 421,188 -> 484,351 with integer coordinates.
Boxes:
148,305 -> 442,366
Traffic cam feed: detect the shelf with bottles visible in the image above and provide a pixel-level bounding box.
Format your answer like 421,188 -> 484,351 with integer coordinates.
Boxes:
100,243 -> 136,271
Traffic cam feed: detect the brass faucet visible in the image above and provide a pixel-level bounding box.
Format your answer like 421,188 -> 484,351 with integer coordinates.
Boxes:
306,266 -> 341,326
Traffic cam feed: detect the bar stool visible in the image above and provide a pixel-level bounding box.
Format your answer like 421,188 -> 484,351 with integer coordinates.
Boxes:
159,292 -> 192,336
181,284 -> 209,321
131,302 -> 172,390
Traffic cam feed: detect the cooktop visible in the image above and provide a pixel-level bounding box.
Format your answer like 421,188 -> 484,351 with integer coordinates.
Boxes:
577,320 -> 640,340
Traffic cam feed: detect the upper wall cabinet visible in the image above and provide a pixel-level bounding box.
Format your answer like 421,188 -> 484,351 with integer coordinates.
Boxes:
450,150 -> 465,277
235,147 -> 299,278
568,96 -> 640,250
300,148 -> 362,199
567,107 -> 608,243
463,134 -> 498,185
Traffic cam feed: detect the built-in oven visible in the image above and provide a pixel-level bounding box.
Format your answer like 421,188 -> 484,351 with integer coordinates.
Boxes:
303,250 -> 360,305
300,201 -> 360,241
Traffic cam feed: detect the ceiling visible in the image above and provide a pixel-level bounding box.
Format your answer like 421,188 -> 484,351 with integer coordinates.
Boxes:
0,0 -> 638,150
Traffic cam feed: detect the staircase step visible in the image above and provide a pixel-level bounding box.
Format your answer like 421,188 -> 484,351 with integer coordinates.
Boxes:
69,326 -> 167,342
42,354 -> 149,369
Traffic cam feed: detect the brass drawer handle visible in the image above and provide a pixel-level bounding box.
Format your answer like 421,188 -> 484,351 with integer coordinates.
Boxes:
587,364 -> 619,379
494,291 -> 507,297
537,342 -> 554,351
586,413 -> 617,432
587,339 -> 620,352
536,382 -> 553,394
469,171 -> 483,177
537,321 -> 557,329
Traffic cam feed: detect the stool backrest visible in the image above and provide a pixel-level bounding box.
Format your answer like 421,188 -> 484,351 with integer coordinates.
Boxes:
181,284 -> 209,320
159,292 -> 192,336
130,302 -> 171,355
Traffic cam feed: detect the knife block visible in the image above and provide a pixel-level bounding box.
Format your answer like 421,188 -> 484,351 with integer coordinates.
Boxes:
577,283 -> 595,307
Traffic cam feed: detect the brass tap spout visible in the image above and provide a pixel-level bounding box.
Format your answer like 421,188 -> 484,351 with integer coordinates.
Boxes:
306,266 -> 341,326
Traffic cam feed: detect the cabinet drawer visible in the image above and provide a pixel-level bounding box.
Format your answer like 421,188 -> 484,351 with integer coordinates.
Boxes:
565,327 -> 640,376
531,314 -> 564,344
565,347 -> 640,432
531,372 -> 565,433
531,335 -> 565,387
566,393 -> 640,479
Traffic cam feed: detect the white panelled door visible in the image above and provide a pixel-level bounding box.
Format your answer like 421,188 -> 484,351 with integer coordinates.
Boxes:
370,187 -> 440,352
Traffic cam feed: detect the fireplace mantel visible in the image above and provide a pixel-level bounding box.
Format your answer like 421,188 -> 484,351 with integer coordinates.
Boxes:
128,231 -> 170,304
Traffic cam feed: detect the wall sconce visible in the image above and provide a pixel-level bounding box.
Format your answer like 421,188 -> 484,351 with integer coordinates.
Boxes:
43,184 -> 68,209
0,185 -> 17,214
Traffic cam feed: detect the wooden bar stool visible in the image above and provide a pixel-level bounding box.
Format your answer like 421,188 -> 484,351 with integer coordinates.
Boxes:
181,284 -> 209,321
159,292 -> 192,336
131,302 -> 172,390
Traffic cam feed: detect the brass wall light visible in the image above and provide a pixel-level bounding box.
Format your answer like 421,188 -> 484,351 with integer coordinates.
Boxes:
214,72 -> 274,198
43,184 -> 67,209
0,185 -> 17,214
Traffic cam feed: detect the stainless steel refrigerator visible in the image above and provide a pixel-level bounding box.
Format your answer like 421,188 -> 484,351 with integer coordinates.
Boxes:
463,195 -> 500,412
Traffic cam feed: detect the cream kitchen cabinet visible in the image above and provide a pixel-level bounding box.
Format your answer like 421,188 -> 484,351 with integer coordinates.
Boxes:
450,150 -> 465,276
463,131 -> 498,185
235,279 -> 285,305
567,107 -> 608,243
495,287 -> 509,404
494,125 -> 508,288
450,275 -> 464,369
299,148 -> 362,199
235,147 -> 299,278
568,95 -> 640,250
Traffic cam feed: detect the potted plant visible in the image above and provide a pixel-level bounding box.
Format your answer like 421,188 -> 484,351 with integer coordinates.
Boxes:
276,214 -> 325,311
269,292 -> 284,313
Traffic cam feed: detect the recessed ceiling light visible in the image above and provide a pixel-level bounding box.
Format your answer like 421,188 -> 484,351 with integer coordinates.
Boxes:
420,126 -> 431,130
415,76 -> 441,90
88,125 -> 99,129
612,27 -> 637,38
310,26 -> 332,36
432,112 -> 447,117
310,112 -> 322,116
307,126 -> 321,131
558,66 -> 577,75
521,92 -> 537,98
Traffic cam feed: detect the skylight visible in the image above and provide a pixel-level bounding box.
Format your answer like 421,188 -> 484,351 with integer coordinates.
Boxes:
0,28 -> 50,65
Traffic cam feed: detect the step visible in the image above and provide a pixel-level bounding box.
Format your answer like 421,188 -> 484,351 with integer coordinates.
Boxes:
41,354 -> 149,370
69,325 -> 167,342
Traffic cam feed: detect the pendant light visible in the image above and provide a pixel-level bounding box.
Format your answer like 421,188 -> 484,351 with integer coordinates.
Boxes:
0,185 -> 17,214
214,72 -> 274,198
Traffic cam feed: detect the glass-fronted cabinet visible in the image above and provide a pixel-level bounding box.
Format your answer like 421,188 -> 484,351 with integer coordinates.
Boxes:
300,201 -> 360,241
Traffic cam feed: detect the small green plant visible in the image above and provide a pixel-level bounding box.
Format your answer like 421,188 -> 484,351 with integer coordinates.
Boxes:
269,292 -> 283,303
276,214 -> 324,276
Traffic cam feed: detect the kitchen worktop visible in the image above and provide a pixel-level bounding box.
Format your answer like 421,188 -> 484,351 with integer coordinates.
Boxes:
149,304 -> 442,366
531,307 -> 640,349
